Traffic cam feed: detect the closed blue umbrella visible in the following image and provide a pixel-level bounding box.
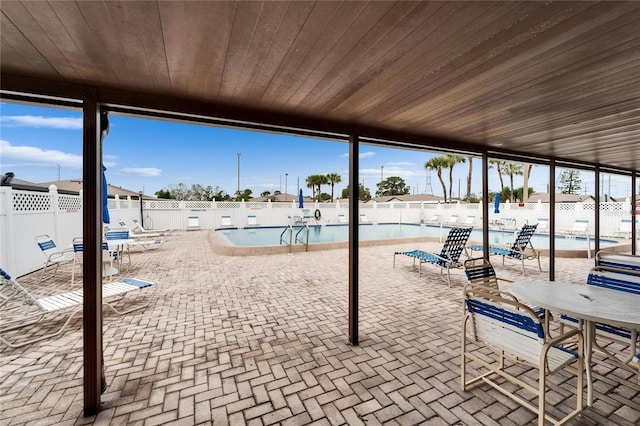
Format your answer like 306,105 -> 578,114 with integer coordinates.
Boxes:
494,193 -> 500,214
102,165 -> 110,224
299,188 -> 304,208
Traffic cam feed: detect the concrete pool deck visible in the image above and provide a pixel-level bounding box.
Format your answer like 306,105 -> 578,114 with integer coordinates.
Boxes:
1,230 -> 638,425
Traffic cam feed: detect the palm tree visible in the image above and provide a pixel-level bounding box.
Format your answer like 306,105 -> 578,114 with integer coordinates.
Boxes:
425,156 -> 450,202
326,173 -> 342,202
501,162 -> 524,202
489,159 -> 505,192
445,155 -> 466,202
306,174 -> 329,201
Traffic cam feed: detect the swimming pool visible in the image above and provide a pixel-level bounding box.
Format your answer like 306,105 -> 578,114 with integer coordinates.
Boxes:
214,223 -> 620,252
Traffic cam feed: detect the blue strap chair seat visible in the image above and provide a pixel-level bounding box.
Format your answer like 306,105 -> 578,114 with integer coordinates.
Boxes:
394,226 -> 473,287
462,287 -> 584,425
559,266 -> 640,365
467,223 -> 541,275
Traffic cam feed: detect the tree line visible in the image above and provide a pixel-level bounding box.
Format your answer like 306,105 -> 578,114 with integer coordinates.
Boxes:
155,161 -> 582,202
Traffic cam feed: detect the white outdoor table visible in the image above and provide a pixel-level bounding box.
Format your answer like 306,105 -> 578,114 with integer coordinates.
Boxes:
104,238 -> 134,272
509,281 -> 640,407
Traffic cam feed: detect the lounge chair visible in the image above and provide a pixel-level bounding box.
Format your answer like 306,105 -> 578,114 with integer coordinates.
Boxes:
0,267 -> 157,348
468,223 -> 541,275
246,215 -> 259,227
536,218 -> 549,232
613,217 -> 639,239
131,218 -> 172,235
359,213 -> 370,223
187,215 -> 200,231
35,234 -> 75,284
462,286 -> 584,426
221,215 -> 234,227
393,226 -> 473,287
562,218 -> 589,236
463,215 -> 475,226
424,214 -> 440,224
117,219 -> 168,238
337,214 -> 347,223
444,214 -> 459,225
490,217 -> 517,230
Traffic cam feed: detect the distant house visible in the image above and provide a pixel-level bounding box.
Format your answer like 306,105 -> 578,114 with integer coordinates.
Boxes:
250,193 -> 311,203
527,193 -> 595,203
7,177 -> 151,199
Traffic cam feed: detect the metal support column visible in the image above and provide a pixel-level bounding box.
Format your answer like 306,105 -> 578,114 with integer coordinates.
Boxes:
481,153 -> 489,260
348,135 -> 359,345
549,160 -> 555,281
82,90 -> 103,416
632,173 -> 637,255
594,167 -> 600,256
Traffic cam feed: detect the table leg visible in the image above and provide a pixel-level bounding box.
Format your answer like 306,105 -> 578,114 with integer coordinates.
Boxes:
584,319 -> 594,407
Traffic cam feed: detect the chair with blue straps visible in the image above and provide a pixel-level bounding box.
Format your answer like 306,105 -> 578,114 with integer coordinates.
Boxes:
35,234 -> 75,284
394,226 -> 472,287
595,251 -> 640,273
462,287 -> 584,426
559,266 -> 640,366
468,223 -> 541,275
0,267 -> 157,348
463,257 -> 549,322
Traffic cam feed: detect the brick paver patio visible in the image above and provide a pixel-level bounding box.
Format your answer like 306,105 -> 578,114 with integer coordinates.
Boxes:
1,230 -> 638,425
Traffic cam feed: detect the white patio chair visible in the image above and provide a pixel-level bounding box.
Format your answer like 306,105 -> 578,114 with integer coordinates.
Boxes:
0,267 -> 157,348
221,215 -> 234,227
462,287 -> 584,426
536,218 -> 549,232
463,215 -> 475,226
70,237 -> 118,285
117,219 -> 168,238
187,215 -> 200,231
130,218 -> 172,236
35,235 -> 75,284
337,214 -> 347,223
247,215 -> 259,227
444,214 -> 459,225
359,213 -> 370,223
614,217 -> 638,239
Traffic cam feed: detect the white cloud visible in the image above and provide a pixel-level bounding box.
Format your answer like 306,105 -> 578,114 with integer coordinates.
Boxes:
340,151 -> 376,159
0,139 -> 82,168
120,167 -> 162,177
0,115 -> 82,129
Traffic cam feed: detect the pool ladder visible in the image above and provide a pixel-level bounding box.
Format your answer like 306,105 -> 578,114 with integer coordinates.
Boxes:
280,223 -> 310,253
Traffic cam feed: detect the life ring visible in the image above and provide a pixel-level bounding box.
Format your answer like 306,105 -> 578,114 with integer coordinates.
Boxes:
314,209 -> 322,220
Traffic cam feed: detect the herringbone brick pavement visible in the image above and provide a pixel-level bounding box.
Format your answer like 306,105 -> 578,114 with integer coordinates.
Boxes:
0,230 -> 638,425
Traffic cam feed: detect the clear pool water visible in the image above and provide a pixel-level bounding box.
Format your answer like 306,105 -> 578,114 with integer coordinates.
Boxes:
216,223 -> 618,250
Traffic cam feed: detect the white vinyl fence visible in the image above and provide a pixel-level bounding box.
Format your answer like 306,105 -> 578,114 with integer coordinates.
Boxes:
0,185 -> 635,277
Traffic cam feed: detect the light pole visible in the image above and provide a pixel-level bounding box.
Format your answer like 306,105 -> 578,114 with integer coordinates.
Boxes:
285,173 -> 288,202
237,153 -> 241,199
381,165 -> 384,182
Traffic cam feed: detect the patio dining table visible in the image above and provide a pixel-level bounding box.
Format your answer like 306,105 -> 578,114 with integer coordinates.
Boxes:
509,280 -> 640,407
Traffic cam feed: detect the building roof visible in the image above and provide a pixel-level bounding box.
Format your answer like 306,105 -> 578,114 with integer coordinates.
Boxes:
10,177 -> 152,199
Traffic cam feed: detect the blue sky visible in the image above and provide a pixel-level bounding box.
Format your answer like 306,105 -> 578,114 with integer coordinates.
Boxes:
0,102 -> 633,199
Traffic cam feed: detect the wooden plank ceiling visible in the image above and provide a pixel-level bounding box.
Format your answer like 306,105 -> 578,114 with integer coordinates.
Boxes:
2,1 -> 639,170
